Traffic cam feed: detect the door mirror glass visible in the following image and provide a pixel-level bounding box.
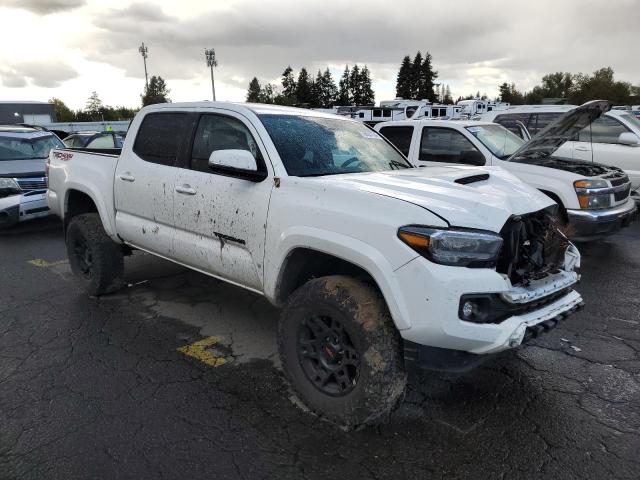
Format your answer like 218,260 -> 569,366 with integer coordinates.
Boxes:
459,150 -> 486,166
618,132 -> 639,146
208,149 -> 258,171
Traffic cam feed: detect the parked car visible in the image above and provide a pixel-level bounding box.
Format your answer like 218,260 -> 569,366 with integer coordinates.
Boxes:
49,102 -> 584,427
375,101 -> 637,241
0,125 -> 64,228
478,105 -> 640,200
63,131 -> 124,149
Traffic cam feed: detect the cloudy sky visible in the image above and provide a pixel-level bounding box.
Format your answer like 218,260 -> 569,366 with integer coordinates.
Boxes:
0,0 -> 638,110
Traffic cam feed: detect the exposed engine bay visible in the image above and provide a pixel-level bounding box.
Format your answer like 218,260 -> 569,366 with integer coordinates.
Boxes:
497,206 -> 570,286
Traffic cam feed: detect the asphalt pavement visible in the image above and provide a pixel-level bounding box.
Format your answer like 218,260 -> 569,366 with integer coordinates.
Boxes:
1,217 -> 639,479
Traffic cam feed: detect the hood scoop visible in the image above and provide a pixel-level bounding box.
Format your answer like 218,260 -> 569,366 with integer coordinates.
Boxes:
455,173 -> 490,185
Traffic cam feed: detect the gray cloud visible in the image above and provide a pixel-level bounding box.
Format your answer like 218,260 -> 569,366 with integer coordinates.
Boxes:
72,0 -> 640,98
3,0 -> 85,14
0,62 -> 78,88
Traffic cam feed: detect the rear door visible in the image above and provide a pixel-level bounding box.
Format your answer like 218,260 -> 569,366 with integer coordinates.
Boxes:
171,110 -> 273,291
572,115 -> 640,190
377,125 -> 416,158
114,112 -> 193,257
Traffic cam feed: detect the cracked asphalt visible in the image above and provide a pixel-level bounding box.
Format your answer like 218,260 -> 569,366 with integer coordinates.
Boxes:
1,217 -> 639,480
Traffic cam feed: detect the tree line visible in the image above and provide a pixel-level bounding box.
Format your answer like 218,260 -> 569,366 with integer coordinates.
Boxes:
498,67 -> 639,105
49,75 -> 171,122
395,51 -> 446,102
246,64 -> 375,107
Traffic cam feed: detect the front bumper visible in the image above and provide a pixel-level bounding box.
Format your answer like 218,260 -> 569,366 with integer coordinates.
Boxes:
0,192 -> 50,229
566,198 -> 637,241
394,246 -> 583,362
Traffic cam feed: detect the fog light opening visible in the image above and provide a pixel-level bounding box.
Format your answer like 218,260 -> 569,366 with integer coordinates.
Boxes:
462,301 -> 475,319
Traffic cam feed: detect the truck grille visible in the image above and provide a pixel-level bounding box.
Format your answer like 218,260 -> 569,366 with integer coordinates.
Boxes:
614,184 -> 631,202
497,206 -> 569,286
16,177 -> 47,191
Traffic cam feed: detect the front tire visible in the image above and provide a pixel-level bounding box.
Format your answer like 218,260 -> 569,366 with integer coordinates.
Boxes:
66,213 -> 124,296
279,275 -> 407,428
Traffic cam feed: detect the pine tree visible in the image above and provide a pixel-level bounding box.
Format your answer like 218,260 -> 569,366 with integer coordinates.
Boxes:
281,66 -> 297,102
395,55 -> 413,99
246,77 -> 262,102
445,85 -> 452,104
350,65 -> 362,104
359,66 -> 375,105
410,52 -> 423,99
418,52 -> 438,101
322,68 -> 338,107
85,91 -> 103,119
338,65 -> 351,105
296,67 -> 312,105
141,76 -> 170,106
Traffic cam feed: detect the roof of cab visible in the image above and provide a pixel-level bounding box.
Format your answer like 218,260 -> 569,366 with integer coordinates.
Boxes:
0,125 -> 56,138
140,101 -> 348,121
376,119 -> 496,128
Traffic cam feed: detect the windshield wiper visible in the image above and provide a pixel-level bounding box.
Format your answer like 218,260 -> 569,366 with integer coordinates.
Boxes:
388,160 -> 409,170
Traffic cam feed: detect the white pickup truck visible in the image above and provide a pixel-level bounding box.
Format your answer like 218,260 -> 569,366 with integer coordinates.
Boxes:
48,102 -> 584,427
375,101 -> 637,241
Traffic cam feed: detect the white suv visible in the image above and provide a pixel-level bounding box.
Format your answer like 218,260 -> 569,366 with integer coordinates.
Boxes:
478,105 -> 640,200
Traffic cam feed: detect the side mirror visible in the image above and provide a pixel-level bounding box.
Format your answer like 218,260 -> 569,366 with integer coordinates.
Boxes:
460,150 -> 486,166
209,149 -> 257,171
618,132 -> 640,146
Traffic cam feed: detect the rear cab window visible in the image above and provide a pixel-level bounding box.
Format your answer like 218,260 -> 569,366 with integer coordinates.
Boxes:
378,125 -> 414,156
133,113 -> 192,166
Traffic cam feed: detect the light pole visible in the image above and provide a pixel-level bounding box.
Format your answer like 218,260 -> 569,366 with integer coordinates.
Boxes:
139,42 -> 149,88
205,48 -> 217,101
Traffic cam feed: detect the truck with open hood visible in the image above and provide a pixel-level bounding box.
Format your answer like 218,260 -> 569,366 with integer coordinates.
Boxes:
375,100 -> 637,241
48,102 -> 584,427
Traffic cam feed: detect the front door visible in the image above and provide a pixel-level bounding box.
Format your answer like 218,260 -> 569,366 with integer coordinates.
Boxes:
172,111 -> 273,291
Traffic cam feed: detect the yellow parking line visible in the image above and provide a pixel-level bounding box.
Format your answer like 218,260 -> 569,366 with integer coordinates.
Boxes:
29,259 -> 68,268
177,336 -> 227,367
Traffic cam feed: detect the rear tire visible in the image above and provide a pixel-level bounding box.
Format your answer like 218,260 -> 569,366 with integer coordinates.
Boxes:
278,275 -> 407,428
66,213 -> 124,296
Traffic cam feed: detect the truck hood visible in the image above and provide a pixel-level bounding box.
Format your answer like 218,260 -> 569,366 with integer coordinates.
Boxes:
0,159 -> 46,177
314,165 -> 554,232
507,100 -> 611,174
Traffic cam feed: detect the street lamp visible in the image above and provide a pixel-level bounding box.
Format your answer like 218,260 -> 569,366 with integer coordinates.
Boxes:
139,42 -> 149,88
205,48 -> 218,101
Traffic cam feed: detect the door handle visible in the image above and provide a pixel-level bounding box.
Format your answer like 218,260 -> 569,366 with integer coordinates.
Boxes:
575,146 -> 590,152
175,184 -> 197,195
119,173 -> 135,182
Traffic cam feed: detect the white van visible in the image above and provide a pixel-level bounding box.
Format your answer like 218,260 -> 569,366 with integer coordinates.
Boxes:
478,105 -> 640,199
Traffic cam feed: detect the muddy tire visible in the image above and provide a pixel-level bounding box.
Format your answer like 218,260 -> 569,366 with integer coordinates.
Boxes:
66,213 -> 124,296
279,275 -> 407,428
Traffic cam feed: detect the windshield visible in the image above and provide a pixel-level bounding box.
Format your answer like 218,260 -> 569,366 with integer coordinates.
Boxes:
0,135 -> 64,161
620,113 -> 640,130
465,124 -> 525,159
259,114 -> 412,177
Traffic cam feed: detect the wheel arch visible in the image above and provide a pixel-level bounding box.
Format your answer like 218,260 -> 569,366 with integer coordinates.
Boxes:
64,188 -> 118,240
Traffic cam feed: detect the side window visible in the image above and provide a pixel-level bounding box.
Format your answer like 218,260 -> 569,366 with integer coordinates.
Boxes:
577,116 -> 630,144
190,114 -> 261,173
86,135 -> 115,149
378,126 -> 414,157
534,113 -> 562,134
419,127 -> 482,164
133,113 -> 191,166
494,113 -> 532,138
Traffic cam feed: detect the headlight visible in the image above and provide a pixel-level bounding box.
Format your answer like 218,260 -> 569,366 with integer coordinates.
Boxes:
0,178 -> 21,198
574,179 -> 613,210
398,226 -> 503,267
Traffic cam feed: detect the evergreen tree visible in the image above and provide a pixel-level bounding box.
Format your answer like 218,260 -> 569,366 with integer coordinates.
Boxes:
258,83 -> 277,104
85,91 -> 104,120
281,66 -> 297,102
350,64 -> 362,104
410,52 -> 423,99
395,55 -> 413,99
359,65 -> 375,105
322,68 -> 338,107
296,67 -> 312,105
418,52 -> 438,101
246,77 -> 262,102
444,85 -> 453,104
338,65 -> 351,105
141,76 -> 170,106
